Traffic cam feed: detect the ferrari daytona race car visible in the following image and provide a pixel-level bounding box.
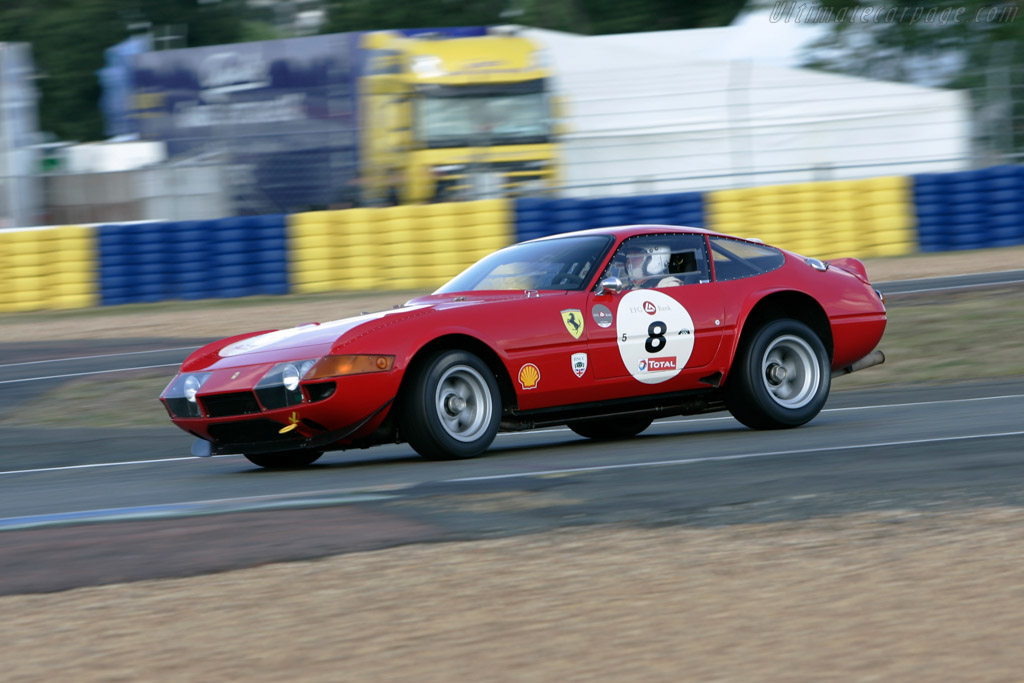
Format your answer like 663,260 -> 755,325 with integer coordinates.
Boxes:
161,225 -> 886,468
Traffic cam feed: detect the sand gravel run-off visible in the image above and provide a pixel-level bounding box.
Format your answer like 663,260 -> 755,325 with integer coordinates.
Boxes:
4,511 -> 1024,681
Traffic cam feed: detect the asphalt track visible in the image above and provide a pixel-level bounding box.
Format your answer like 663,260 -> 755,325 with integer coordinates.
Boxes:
1,273 -> 1023,594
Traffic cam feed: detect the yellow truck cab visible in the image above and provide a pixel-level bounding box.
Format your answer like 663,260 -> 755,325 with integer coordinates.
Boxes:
360,27 -> 558,204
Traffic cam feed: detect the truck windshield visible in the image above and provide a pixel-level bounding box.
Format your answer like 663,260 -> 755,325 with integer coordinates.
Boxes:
415,91 -> 550,147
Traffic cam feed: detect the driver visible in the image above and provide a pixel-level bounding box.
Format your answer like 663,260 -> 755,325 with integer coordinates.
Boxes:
623,245 -> 681,289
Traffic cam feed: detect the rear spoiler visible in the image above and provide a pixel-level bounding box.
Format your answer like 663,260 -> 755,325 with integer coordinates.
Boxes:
829,257 -> 870,284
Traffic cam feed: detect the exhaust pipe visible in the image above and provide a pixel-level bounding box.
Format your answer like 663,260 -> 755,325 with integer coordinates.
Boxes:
832,350 -> 886,378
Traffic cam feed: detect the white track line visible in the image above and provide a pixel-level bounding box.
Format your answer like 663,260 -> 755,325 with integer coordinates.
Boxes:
497,394 -> 1024,435
891,279 -> 1024,295
452,430 -> 1024,482
0,363 -> 181,385
0,346 -> 199,369
1,393 -> 1021,477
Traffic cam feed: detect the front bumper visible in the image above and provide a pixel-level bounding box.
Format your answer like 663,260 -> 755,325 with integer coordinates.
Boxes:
190,398 -> 394,456
163,367 -> 402,456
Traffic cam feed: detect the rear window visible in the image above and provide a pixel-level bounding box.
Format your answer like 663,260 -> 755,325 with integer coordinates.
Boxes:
710,237 -> 785,282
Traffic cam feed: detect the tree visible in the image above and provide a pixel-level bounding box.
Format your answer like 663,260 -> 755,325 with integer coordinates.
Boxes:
0,0 -> 248,141
797,0 -> 1024,156
321,0 -> 747,37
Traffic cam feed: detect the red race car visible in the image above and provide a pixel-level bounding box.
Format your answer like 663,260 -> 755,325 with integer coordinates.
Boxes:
161,225 -> 887,468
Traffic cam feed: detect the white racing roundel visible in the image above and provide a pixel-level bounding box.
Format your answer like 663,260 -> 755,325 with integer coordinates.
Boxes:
616,290 -> 695,384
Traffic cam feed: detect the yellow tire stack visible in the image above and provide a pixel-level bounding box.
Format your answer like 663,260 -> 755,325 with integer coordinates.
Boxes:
288,199 -> 514,294
0,226 -> 97,313
706,176 -> 916,259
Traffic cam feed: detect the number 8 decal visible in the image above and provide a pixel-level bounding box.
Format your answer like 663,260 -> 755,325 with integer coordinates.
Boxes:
616,290 -> 695,385
645,321 -> 667,353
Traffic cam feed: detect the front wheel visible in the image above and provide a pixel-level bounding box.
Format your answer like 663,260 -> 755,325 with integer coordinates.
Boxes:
243,450 -> 323,469
725,319 -> 830,430
568,415 -> 653,440
401,350 -> 502,460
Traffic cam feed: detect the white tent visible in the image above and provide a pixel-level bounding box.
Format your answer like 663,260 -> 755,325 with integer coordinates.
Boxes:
524,28 -> 971,196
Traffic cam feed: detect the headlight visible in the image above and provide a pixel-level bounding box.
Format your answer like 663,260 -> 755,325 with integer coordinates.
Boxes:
183,375 -> 202,402
411,55 -> 444,78
162,373 -> 211,418
281,360 -> 316,391
256,359 -> 318,410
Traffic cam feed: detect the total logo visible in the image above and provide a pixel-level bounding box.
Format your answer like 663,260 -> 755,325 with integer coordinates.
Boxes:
637,356 -> 677,372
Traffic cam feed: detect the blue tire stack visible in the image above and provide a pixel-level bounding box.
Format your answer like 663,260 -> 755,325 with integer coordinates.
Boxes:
512,191 -> 706,242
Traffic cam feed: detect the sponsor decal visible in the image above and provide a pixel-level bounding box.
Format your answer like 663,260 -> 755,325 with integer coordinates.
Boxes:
231,371 -> 240,380
592,304 -> 613,328
571,352 -> 588,378
518,363 -> 541,390
638,356 -> 677,372
561,309 -> 584,339
616,290 -> 695,385
278,411 -> 300,434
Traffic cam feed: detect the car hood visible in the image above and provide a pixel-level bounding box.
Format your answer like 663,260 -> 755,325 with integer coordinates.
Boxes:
180,305 -> 433,371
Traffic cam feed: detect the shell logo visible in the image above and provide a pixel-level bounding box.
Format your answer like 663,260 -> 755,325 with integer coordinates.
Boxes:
518,363 -> 541,390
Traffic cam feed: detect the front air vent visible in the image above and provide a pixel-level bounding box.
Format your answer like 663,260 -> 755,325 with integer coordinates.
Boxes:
202,392 -> 262,418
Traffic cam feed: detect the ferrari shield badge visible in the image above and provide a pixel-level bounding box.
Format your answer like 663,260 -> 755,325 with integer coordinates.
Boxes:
571,352 -> 588,378
561,309 -> 584,339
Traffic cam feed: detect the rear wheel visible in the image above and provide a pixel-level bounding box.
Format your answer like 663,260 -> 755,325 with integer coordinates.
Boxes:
725,319 -> 830,429
243,450 -> 323,469
568,415 -> 653,440
401,350 -> 501,460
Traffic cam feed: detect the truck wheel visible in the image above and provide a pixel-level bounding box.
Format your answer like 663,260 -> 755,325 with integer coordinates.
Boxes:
402,350 -> 501,460
243,450 -> 322,469
725,319 -> 830,430
568,415 -> 653,440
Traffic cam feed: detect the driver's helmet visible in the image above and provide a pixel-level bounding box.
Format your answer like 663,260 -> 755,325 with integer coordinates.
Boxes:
626,245 -> 671,280
646,246 -> 670,276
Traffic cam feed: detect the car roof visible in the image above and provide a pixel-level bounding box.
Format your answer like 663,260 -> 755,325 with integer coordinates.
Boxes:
528,224 -> 721,243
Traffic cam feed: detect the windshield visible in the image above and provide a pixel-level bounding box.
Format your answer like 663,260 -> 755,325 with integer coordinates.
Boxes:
415,91 -> 550,147
435,235 -> 613,293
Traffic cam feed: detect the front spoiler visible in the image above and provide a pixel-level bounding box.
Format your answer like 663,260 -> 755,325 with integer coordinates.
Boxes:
191,398 -> 394,457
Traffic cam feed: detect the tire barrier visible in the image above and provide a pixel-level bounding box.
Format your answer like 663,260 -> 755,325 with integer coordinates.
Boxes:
914,165 -> 1024,253
706,176 -> 917,259
3,167 -> 1023,314
514,192 -> 705,243
97,215 -> 289,306
288,199 -> 512,293
0,225 -> 97,313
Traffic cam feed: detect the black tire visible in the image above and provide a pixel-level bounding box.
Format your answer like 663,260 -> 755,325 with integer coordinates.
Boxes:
401,350 -> 502,460
725,318 -> 831,430
568,415 -> 653,440
243,450 -> 323,469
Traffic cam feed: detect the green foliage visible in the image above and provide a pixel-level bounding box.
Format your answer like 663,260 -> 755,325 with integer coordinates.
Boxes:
321,0 -> 747,35
0,0 -> 248,141
799,0 -> 1024,154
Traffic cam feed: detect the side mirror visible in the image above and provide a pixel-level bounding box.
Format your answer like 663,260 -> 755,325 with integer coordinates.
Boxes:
596,277 -> 623,295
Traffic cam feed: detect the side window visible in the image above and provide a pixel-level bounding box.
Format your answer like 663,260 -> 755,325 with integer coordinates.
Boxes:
602,234 -> 711,290
709,236 -> 785,282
